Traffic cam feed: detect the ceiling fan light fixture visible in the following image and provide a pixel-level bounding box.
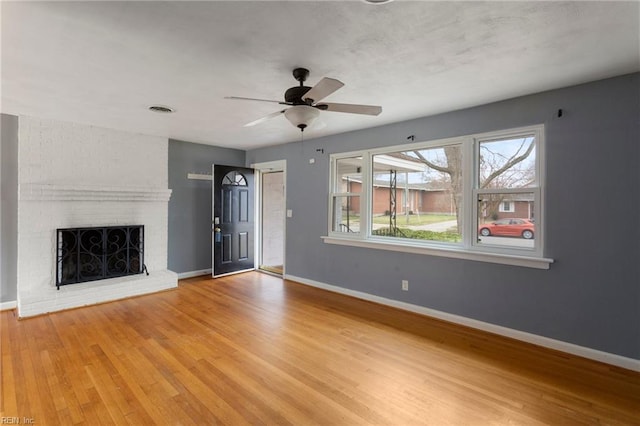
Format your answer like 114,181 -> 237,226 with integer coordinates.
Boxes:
284,105 -> 320,131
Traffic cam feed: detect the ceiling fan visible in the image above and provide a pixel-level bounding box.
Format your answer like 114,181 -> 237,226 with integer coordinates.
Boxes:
225,68 -> 382,132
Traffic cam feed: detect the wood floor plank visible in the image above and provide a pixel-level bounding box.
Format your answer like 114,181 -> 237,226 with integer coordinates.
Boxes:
2,272 -> 639,425
1,309 -> 18,417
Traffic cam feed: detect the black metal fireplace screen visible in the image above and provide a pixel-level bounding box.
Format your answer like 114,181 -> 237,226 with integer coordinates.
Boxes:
56,225 -> 147,289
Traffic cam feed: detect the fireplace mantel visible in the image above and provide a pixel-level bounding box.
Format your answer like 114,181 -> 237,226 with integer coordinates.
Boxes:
19,183 -> 172,202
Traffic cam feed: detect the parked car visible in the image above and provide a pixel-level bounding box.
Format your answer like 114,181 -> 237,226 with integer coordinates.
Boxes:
478,218 -> 535,239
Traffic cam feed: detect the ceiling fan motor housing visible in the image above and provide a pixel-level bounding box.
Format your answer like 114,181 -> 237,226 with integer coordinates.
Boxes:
285,67 -> 314,104
284,86 -> 312,104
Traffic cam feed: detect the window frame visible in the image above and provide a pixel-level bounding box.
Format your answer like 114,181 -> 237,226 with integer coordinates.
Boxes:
367,136 -> 467,247
324,125 -> 552,269
329,155 -> 365,236
472,126 -> 544,258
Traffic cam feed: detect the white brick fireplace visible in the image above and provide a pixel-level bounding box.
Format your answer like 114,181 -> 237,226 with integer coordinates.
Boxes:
17,116 -> 178,317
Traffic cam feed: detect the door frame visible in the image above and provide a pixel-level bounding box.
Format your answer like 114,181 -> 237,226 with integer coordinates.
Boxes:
252,160 -> 287,276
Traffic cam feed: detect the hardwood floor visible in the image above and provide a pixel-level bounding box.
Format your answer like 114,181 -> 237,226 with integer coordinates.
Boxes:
2,272 -> 639,425
259,265 -> 283,276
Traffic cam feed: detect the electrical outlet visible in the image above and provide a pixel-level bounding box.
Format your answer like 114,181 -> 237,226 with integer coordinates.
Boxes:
402,280 -> 409,291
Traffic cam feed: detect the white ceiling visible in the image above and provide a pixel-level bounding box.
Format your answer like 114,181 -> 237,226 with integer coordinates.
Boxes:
2,1 -> 638,150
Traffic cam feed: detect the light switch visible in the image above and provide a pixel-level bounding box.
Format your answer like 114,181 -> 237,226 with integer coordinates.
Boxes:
286,209 -> 293,218
309,158 -> 315,164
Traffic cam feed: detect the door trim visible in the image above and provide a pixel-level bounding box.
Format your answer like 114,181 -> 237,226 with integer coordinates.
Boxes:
252,160 -> 287,276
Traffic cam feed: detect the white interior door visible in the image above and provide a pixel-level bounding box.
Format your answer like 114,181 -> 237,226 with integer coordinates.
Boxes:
253,160 -> 286,276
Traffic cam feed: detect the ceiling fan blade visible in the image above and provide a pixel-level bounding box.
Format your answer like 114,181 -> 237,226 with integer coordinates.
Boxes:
243,109 -> 286,127
318,102 -> 382,116
302,77 -> 344,103
225,96 -> 290,105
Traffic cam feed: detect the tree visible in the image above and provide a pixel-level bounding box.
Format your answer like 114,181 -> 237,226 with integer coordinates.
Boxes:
410,137 -> 535,232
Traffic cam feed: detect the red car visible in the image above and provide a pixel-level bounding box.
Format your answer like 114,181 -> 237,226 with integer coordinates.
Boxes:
478,218 -> 535,239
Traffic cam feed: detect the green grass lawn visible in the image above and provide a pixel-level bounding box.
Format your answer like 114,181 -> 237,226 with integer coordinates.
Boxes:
339,212 -> 461,242
372,227 -> 462,243
372,214 -> 455,226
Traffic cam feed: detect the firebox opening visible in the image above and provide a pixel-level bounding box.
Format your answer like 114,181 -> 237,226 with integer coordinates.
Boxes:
56,225 -> 146,289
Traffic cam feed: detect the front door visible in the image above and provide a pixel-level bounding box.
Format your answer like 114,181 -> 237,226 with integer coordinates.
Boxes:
212,165 -> 255,277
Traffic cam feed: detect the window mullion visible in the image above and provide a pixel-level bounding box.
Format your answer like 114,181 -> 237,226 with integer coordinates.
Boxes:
462,138 -> 475,249
327,157 -> 337,234
361,151 -> 371,238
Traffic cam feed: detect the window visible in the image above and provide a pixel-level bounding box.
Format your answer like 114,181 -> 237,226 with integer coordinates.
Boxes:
222,171 -> 247,186
499,201 -> 512,212
475,133 -> 538,251
370,144 -> 462,243
326,125 -> 550,269
330,156 -> 362,234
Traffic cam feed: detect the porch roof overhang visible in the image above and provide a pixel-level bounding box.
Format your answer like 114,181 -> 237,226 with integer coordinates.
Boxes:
339,154 -> 428,179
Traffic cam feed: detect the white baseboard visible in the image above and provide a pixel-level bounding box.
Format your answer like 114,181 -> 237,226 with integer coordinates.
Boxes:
177,269 -> 212,279
0,300 -> 17,311
285,274 -> 640,373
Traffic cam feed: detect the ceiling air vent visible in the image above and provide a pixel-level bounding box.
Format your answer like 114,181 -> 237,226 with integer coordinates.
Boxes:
148,105 -> 174,113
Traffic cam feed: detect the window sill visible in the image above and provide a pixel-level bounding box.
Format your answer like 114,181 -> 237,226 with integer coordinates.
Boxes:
321,236 -> 554,270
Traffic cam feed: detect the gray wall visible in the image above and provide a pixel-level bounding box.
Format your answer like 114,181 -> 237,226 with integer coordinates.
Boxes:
1,114 -> 19,302
168,139 -> 245,274
246,73 -> 640,360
